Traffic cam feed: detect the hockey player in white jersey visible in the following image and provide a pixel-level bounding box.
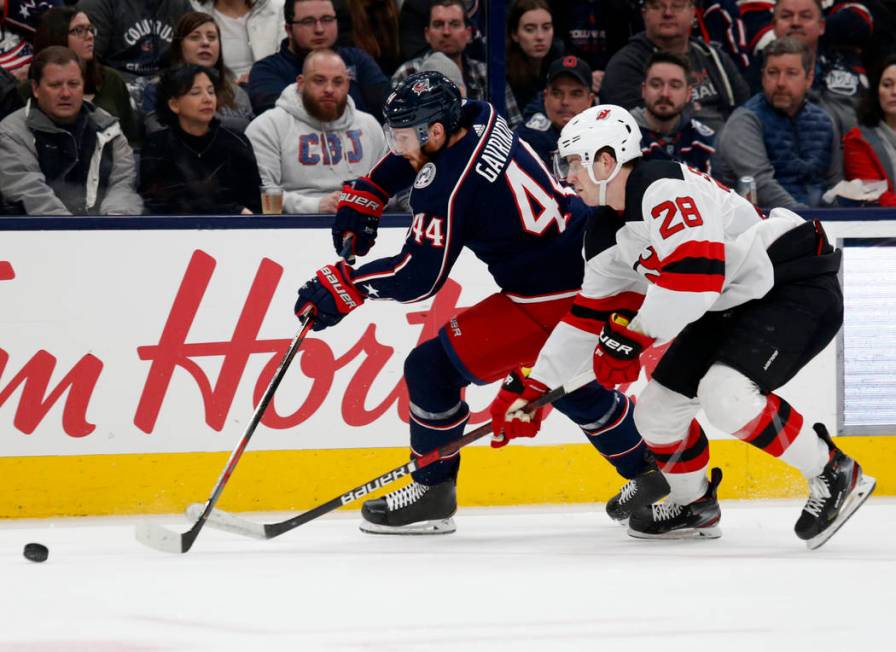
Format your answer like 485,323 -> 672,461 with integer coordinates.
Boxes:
492,104 -> 876,549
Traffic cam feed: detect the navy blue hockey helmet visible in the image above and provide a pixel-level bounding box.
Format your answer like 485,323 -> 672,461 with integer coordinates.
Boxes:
382,71 -> 463,155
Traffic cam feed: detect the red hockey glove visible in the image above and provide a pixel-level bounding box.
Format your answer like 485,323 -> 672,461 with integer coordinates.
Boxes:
294,261 -> 366,331
333,177 -> 388,258
489,369 -> 550,448
592,313 -> 655,387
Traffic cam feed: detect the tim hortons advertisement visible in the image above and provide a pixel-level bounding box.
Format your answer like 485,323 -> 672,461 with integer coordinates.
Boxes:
0,226 -> 837,458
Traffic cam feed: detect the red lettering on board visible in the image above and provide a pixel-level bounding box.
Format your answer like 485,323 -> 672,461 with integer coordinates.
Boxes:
0,259 -> 103,437
134,250 -> 473,433
0,350 -> 103,436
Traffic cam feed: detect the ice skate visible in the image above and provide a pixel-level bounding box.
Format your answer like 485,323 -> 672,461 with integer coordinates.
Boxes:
606,459 -> 670,523
360,478 -> 457,535
627,467 -> 723,540
795,424 -> 876,550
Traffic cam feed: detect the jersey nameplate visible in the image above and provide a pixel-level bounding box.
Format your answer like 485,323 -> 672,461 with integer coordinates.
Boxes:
475,117 -> 514,183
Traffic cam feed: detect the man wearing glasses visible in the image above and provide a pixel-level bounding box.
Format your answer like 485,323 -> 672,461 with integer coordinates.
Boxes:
247,0 -> 389,117
602,0 -> 750,132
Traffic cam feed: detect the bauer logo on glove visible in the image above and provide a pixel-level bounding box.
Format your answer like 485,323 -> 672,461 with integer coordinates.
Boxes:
295,261 -> 366,331
319,266 -> 361,311
338,190 -> 384,214
592,313 -> 655,387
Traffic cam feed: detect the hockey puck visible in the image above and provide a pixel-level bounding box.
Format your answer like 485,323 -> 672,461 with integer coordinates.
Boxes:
23,542 -> 49,563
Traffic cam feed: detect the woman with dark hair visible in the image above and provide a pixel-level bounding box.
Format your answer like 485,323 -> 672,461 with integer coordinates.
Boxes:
189,0 -> 285,83
139,64 -> 262,214
843,54 -> 896,207
506,0 -> 563,112
28,6 -> 139,144
334,0 -> 401,76
142,11 -> 254,133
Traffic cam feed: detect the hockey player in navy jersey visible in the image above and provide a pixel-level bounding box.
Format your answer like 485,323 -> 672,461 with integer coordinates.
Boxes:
499,103 -> 875,548
295,72 -> 669,534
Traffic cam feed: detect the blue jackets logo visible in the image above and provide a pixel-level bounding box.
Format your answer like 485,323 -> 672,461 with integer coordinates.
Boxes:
414,163 -> 437,189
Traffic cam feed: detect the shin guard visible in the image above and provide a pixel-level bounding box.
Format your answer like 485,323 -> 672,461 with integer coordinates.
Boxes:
554,385 -> 647,479
733,394 -> 828,477
404,338 -> 471,486
409,400 -> 469,485
647,420 -> 710,504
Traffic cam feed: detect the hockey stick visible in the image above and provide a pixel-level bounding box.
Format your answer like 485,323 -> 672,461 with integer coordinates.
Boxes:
135,307 -> 317,554
136,239 -> 355,554
186,369 -> 596,541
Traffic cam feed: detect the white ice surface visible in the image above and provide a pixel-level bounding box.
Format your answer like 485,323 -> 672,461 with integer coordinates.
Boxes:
1,500 -> 894,652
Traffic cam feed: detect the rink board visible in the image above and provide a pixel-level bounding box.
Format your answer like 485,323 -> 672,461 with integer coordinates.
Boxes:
1,436 -> 895,517
0,216 -> 895,517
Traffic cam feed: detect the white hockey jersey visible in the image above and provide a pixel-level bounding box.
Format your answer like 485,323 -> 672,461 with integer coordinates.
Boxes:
530,160 -> 807,390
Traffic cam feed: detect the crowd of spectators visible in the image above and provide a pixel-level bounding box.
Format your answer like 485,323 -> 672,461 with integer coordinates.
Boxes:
0,0 -> 895,216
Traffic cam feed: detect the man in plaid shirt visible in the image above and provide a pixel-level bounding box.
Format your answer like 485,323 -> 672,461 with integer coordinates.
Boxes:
392,0 -> 522,128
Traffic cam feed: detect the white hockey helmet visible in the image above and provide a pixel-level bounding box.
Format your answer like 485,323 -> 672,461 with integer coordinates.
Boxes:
554,104 -> 642,205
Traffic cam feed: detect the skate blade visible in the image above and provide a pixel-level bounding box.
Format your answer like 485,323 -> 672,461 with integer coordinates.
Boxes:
359,517 -> 456,536
805,474 -> 876,551
627,524 -> 722,540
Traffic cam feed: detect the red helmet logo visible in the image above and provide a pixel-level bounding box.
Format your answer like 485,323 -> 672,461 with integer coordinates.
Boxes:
411,79 -> 431,95
562,56 -> 577,68
596,109 -> 611,120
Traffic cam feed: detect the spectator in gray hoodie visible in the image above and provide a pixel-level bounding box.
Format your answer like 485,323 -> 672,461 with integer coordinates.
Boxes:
245,48 -> 385,213
0,46 -> 142,215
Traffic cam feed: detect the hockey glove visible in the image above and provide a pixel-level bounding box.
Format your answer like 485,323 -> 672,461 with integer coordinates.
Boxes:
592,313 -> 654,387
294,261 -> 366,331
333,177 -> 389,258
489,368 -> 550,448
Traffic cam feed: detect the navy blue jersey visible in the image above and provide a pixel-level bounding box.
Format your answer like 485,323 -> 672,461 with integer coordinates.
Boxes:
639,115 -> 716,174
354,100 -> 591,303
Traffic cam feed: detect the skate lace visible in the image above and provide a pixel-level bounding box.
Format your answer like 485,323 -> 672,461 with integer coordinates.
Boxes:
651,502 -> 683,522
385,483 -> 429,511
619,479 -> 638,504
804,475 -> 832,517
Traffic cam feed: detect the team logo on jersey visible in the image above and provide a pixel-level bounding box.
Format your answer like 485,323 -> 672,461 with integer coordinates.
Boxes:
825,69 -> 860,96
634,245 -> 661,282
411,78 -> 431,95
473,124 -> 485,137
525,113 -> 551,131
414,162 -> 437,189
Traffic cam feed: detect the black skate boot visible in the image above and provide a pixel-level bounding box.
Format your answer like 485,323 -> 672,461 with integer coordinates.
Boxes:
795,424 -> 876,550
360,478 -> 457,535
606,459 -> 671,523
627,467 -> 723,540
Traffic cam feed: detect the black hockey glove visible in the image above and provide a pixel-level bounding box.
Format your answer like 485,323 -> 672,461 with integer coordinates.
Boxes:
332,177 -> 389,259
295,262 -> 366,331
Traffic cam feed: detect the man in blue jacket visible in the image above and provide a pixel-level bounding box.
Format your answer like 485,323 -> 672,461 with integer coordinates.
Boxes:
714,37 -> 841,208
247,0 -> 389,117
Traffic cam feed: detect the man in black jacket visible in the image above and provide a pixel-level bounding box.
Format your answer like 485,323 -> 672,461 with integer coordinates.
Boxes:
601,0 -> 750,132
